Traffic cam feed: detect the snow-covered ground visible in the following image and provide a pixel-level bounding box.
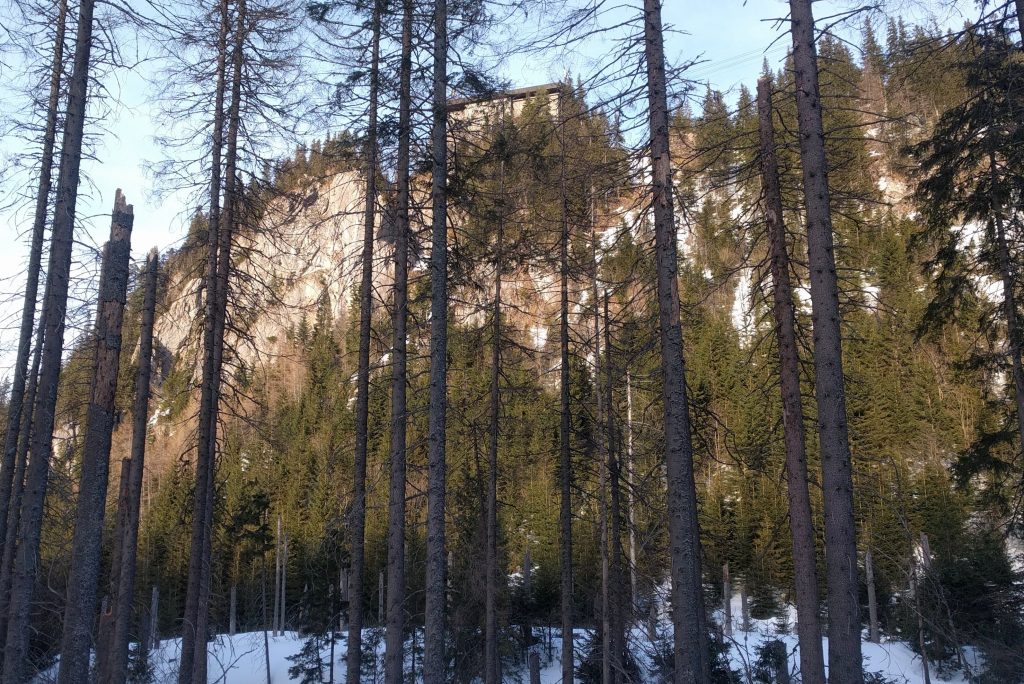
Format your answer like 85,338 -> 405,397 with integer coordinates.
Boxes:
34,593 -> 980,683
33,625 -> 973,683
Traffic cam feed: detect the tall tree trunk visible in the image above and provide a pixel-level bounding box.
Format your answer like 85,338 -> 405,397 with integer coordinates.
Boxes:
787,2 -> 863,681
485,159 -> 504,684
179,1 -> 230,680
865,548 -> 879,644
604,292 -> 625,684
385,1 -> 413,679
0,0 -> 67,596
346,1 -> 381,680
989,149 -> 1024,460
592,211 -> 610,684
642,1 -> 709,680
190,4 -> 245,680
0,316 -> 44,662
57,192 -> 135,684
625,370 -> 637,615
423,0 -> 450,676
557,87 -> 575,684
2,0 -> 99,676
96,248 -> 159,684
756,76 -> 827,684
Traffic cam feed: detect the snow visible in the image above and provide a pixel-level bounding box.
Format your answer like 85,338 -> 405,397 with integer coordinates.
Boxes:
33,619 -> 974,683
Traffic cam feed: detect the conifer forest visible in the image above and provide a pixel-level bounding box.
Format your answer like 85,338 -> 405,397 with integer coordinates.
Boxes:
2,0 -> 1024,681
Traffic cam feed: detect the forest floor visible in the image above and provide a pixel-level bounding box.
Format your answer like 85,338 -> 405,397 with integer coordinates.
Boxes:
37,611 -> 976,684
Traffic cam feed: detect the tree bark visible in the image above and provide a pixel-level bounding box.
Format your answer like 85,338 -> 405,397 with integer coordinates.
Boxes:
485,159 -> 504,684
179,1 -> 230,680
787,2 -> 863,681
557,86 -> 575,684
604,292 -> 625,684
0,319 -> 43,662
97,248 -> 159,684
385,1 -> 413,680
625,370 -> 637,616
346,2 -> 381,680
865,549 -> 879,644
423,0 -> 450,677
2,0 -> 100,675
642,1 -> 709,680
190,4 -> 245,680
757,76 -> 827,684
0,0 -> 67,601
723,563 -> 732,637
57,191 -> 135,684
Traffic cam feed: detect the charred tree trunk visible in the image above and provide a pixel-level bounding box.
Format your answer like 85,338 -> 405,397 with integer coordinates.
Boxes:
0,0 -> 67,597
485,160 -> 504,684
787,3 -> 863,681
179,1 -> 230,680
385,1 -> 413,680
642,1 -> 709,680
756,77 -> 827,684
2,0 -> 100,676
96,248 -> 159,684
57,192 -> 135,684
346,1 -> 381,680
557,87 -> 575,684
423,0 -> 450,676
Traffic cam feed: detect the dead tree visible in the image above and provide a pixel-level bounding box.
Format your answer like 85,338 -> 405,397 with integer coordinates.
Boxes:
756,76 -> 826,684
345,0 -> 382,680
178,0 -> 230,680
787,2 -> 863,681
642,0 -> 709,679
0,0 -> 67,607
96,248 -> 160,684
57,191 -> 135,684
423,0 -> 451,676
2,0 -> 101,676
385,0 -> 413,680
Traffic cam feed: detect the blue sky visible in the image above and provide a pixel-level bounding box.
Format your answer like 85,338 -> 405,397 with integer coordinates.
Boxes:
0,0 -> 965,373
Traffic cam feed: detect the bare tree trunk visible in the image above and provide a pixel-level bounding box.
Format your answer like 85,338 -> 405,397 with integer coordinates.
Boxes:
274,514 -> 281,636
346,2 -> 381,680
625,370 -> 637,616
96,248 -> 159,684
910,563 -> 931,684
179,1 -> 230,680
787,3 -> 863,681
385,2 -> 413,679
0,324 -> 43,662
423,0 -> 450,677
865,549 -> 879,644
991,155 -> 1024,458
1,0 -> 99,675
0,0 -> 67,608
190,5 -> 245,680
57,192 -> 135,684
557,86 -> 575,684
723,564 -> 732,638
485,160 -> 504,684
642,1 -> 709,680
756,77 -> 827,684
150,586 -> 160,650
604,293 -> 625,684
592,215 -> 610,684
